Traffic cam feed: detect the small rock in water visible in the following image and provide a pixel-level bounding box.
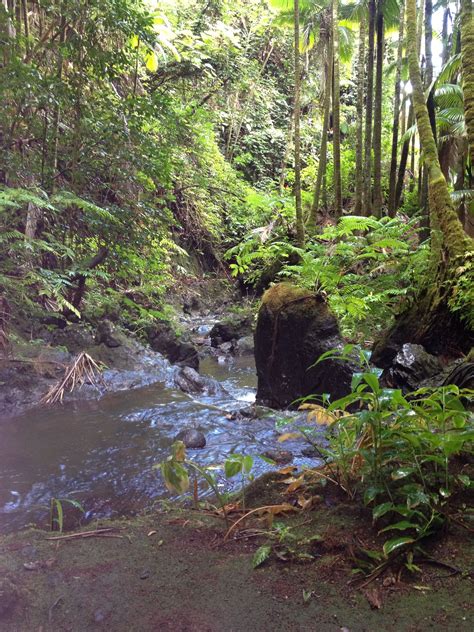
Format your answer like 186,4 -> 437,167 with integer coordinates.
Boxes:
174,428 -> 206,449
301,446 -> 318,458
262,449 -> 293,464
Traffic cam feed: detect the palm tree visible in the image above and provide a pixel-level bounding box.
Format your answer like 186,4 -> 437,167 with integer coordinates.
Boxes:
461,0 -> 474,166
332,0 -> 342,217
354,12 -> 367,215
294,0 -> 305,246
308,8 -> 333,227
372,0 -> 385,216
362,0 -> 376,214
388,5 -> 405,216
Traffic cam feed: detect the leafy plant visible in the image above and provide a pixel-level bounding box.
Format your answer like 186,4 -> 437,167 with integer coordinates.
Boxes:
49,498 -> 84,533
305,351 -> 474,560
158,442 -> 257,528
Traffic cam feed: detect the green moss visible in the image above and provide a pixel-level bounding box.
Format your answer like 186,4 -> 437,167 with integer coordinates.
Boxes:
261,282 -> 314,312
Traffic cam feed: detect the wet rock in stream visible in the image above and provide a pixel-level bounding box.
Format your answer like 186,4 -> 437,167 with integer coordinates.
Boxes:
382,343 -> 443,391
95,319 -> 122,348
174,366 -> 226,396
147,322 -> 199,370
262,449 -> 293,464
209,314 -> 253,347
174,428 -> 207,449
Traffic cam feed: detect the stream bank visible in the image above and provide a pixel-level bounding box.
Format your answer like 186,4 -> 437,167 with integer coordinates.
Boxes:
0,500 -> 472,631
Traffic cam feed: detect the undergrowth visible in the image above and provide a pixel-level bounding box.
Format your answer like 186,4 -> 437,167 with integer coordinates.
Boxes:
226,214 -> 430,340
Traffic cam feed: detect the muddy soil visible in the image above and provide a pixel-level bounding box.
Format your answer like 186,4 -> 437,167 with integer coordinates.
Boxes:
0,503 -> 472,632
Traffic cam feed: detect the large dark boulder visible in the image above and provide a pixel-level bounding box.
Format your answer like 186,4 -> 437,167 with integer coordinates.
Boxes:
147,323 -> 199,370
254,283 -> 353,409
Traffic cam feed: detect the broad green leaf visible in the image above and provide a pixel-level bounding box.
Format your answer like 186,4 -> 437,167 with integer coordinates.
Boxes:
225,459 -> 242,478
391,467 -> 415,480
372,502 -> 394,521
161,460 -> 189,494
243,455 -> 254,473
172,441 -> 186,462
379,521 -> 420,534
383,536 -> 415,557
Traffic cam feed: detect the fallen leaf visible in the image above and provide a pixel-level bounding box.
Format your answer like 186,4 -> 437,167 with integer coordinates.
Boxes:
413,585 -> 432,591
297,494 -> 322,510
278,432 -> 301,443
277,465 -> 298,475
285,476 -> 305,494
365,588 -> 383,609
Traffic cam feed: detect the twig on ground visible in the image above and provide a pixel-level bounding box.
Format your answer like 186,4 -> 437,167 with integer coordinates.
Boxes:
45,527 -> 124,541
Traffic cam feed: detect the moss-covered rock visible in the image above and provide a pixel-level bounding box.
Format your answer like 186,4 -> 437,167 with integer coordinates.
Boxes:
254,283 -> 353,408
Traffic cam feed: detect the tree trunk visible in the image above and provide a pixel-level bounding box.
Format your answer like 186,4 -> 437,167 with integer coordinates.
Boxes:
293,0 -> 305,246
354,14 -> 366,215
332,0 -> 342,218
279,115 -> 293,193
388,7 -> 405,217
441,6 -> 451,66
372,2 -> 384,217
461,0 -> 474,167
419,0 -> 436,239
372,0 -> 474,365
308,29 -> 333,227
362,0 -> 376,215
48,15 -> 66,194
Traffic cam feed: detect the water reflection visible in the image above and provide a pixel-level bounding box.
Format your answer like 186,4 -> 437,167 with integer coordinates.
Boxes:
0,355 -> 318,532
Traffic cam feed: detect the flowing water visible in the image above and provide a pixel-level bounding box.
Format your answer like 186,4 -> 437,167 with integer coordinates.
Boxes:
0,351 -> 319,533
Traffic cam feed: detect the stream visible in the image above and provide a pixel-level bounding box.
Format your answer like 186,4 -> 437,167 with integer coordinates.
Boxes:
0,347 -> 319,533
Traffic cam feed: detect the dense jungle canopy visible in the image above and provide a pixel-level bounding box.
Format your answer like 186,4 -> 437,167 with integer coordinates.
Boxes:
0,0 -> 472,344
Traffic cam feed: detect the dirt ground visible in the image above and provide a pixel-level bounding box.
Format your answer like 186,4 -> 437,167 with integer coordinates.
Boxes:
0,498 -> 472,632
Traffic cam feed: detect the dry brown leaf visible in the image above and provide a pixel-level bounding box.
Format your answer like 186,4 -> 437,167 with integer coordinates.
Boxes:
365,587 -> 383,609
285,477 -> 305,494
278,465 -> 298,475
277,432 -> 301,443
297,494 -> 322,510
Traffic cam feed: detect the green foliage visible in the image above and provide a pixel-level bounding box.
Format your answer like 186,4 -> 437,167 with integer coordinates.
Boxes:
252,544 -> 272,568
49,498 -> 84,533
303,348 -> 474,559
227,215 -> 430,339
158,441 -> 257,527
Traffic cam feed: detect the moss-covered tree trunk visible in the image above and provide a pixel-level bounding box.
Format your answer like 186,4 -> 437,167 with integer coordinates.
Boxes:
354,14 -> 367,215
461,0 -> 474,167
293,0 -> 305,247
373,0 -> 474,365
332,0 -> 342,218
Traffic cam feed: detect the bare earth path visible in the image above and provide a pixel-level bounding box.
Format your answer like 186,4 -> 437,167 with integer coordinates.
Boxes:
0,509 -> 472,631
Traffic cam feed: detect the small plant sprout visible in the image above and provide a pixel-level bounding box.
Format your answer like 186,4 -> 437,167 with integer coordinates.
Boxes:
49,498 -> 84,533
